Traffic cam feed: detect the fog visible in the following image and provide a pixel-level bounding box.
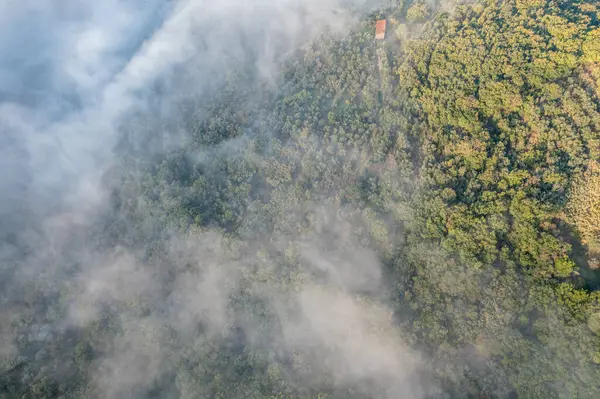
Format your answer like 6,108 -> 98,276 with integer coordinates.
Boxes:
0,0 -> 441,398
0,0 -> 373,219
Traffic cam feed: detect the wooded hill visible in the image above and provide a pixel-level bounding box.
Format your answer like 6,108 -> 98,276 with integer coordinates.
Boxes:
2,0 -> 600,398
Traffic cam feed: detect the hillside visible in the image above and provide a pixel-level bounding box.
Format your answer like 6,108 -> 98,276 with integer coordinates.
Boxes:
1,0 -> 600,398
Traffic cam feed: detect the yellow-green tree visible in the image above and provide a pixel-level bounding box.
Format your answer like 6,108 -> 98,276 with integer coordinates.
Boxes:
567,161 -> 600,261
406,3 -> 430,22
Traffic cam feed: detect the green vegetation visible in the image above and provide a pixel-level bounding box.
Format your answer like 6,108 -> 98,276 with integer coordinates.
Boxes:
567,160 -> 600,260
406,3 -> 430,22
2,0 -> 600,398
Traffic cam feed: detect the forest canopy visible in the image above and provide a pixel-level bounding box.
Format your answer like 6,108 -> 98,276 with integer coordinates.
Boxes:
1,0 -> 600,398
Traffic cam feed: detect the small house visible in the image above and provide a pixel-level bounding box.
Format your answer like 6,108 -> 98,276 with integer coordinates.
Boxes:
375,19 -> 387,40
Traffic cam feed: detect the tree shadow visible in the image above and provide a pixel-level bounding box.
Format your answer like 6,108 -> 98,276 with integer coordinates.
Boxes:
556,221 -> 600,291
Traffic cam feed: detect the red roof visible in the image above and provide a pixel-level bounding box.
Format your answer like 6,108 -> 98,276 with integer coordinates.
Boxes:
375,20 -> 387,39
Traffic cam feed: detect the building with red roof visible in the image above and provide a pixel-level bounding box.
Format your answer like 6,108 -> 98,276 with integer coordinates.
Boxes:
375,19 -> 386,40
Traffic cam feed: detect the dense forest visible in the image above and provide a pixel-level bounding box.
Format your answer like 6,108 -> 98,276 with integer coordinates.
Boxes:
1,0 -> 600,398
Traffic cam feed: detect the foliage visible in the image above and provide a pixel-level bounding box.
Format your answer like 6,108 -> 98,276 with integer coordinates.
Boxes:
406,3 -> 430,23
567,161 -> 600,257
2,1 -> 600,398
